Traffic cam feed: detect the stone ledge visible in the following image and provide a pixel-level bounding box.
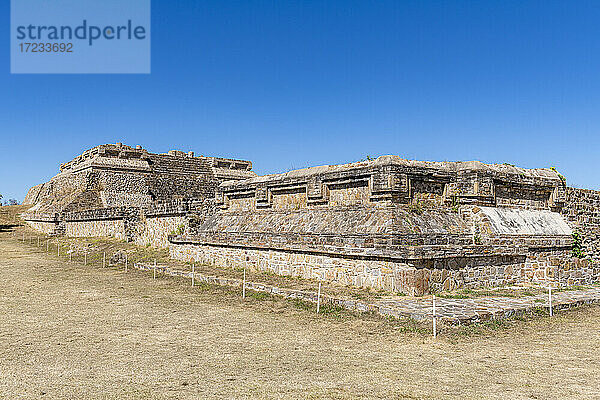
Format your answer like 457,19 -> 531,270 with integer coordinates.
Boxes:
22,212 -> 60,222
65,207 -> 137,222
169,233 -> 539,264
131,261 -> 600,324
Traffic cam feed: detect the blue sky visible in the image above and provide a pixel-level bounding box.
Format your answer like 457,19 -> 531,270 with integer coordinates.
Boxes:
2,0 -> 600,201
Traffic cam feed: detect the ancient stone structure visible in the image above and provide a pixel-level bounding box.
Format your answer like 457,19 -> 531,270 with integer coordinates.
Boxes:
23,143 -> 254,236
23,145 -> 600,295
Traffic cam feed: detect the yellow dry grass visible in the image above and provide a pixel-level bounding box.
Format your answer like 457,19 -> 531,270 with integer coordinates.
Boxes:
1,205 -> 599,399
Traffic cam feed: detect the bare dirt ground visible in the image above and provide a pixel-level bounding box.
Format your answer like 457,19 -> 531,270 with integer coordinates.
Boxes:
1,207 -> 599,399
1,238 -> 600,399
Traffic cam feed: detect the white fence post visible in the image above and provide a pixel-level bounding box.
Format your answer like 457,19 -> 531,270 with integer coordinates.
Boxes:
191,263 -> 195,287
69,245 -> 72,262
549,286 -> 553,317
103,252 -> 106,268
242,267 -> 246,299
153,259 -> 157,279
433,295 -> 437,339
316,281 -> 322,314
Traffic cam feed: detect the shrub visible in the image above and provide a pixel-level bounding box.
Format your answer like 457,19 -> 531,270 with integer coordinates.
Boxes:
572,231 -> 585,258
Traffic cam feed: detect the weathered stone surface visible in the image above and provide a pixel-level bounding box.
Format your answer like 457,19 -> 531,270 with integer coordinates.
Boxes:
477,206 -> 572,235
561,187 -> 600,263
174,156 -> 598,294
22,146 -> 600,295
132,260 -> 600,324
23,143 -> 255,214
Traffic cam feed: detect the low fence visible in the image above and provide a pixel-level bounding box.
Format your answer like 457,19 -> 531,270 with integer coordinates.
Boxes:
12,228 -> 600,332
131,261 -> 385,315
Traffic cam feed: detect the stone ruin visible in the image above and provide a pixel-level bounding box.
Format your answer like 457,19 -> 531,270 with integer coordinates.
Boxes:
23,143 -> 254,236
24,143 -> 254,212
23,143 -> 600,295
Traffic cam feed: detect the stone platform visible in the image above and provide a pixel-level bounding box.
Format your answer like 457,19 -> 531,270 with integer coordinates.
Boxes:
132,261 -> 600,324
377,287 -> 600,323
23,146 -> 600,297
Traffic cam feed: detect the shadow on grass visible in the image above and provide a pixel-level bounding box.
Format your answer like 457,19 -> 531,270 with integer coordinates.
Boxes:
0,224 -> 19,233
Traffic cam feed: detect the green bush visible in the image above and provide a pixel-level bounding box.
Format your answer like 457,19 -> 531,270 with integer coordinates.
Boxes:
572,231 -> 585,258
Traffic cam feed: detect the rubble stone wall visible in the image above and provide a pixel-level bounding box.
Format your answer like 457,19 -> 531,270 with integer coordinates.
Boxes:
136,216 -> 187,248
174,156 -> 598,294
66,219 -> 127,240
22,148 -> 600,295
562,187 -> 600,263
25,220 -> 59,235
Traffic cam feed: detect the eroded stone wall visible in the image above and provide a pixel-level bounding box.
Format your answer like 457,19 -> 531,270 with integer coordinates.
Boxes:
25,220 -> 59,235
562,188 -> 600,263
136,216 -> 187,248
66,219 -> 126,240
170,242 -> 417,293
22,150 -> 600,295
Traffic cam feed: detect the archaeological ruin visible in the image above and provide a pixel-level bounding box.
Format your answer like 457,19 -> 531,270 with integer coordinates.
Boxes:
23,143 -> 600,295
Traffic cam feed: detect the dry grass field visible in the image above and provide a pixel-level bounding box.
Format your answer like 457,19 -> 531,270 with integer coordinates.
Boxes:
1,210 -> 599,399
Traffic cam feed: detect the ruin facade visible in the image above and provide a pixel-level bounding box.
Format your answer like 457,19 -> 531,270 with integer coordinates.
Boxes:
23,144 -> 600,295
23,143 -> 254,236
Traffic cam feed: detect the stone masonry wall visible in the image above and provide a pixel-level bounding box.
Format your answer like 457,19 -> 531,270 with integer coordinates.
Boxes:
60,199 -> 214,246
64,207 -> 140,241
23,143 -> 255,215
173,156 -> 597,295
136,216 -> 187,248
171,241 -> 598,295
22,149 -> 600,296
135,198 -> 216,248
170,242 -> 416,293
66,219 -> 126,240
25,220 -> 59,235
562,187 -> 600,263
217,156 -> 564,211
23,212 -> 61,235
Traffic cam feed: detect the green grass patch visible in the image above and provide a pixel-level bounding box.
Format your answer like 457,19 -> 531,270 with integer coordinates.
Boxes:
248,291 -> 273,301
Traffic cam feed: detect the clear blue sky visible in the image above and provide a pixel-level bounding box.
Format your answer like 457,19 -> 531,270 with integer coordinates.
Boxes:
2,0 -> 600,201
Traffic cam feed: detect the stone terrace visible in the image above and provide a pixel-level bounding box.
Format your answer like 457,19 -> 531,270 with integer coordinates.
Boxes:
133,260 -> 600,324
